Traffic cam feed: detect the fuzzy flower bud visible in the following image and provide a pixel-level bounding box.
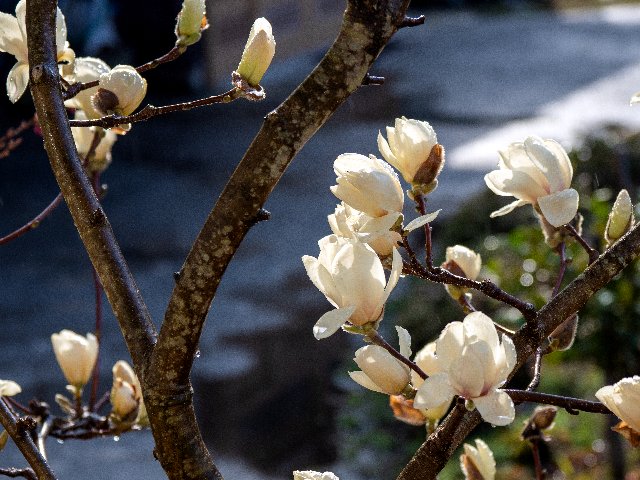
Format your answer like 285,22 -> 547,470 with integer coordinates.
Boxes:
605,189 -> 634,245
175,0 -> 208,47
460,439 -> 496,480
235,18 -> 275,88
94,65 -> 147,116
377,117 -> 444,191
64,57 -> 111,119
349,327 -> 412,395
51,330 -> 98,390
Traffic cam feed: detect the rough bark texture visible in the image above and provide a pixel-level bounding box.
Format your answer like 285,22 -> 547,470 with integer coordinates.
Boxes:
397,222 -> 640,479
25,0 -> 157,373
144,2 -> 412,478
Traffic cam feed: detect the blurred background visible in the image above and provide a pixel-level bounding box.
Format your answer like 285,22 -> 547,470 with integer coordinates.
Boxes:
1,0 -> 640,478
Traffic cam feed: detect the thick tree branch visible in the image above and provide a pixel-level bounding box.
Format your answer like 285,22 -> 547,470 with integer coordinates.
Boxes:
25,0 -> 156,373
397,222 -> 640,479
0,401 -> 55,480
144,1 -> 412,478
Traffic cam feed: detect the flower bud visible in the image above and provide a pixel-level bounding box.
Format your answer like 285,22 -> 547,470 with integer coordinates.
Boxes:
605,189 -> 634,245
175,0 -> 208,47
377,117 -> 443,188
350,345 -> 411,396
521,406 -> 557,441
460,439 -> 496,480
548,314 -> 578,352
442,245 -> 481,301
110,360 -> 142,423
51,330 -> 98,390
235,18 -> 276,87
65,57 -> 111,119
95,65 -> 147,116
0,380 -> 21,397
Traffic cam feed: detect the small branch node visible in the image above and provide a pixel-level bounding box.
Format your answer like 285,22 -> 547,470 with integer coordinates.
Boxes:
255,208 -> 271,223
362,74 -> 385,86
399,15 -> 426,28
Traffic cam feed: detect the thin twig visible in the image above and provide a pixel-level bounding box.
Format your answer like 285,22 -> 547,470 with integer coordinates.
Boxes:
0,468 -> 37,480
0,194 -> 63,245
62,46 -> 184,101
527,347 -> 543,391
0,398 -> 56,480
564,224 -> 599,264
68,88 -> 244,129
503,389 -> 610,414
530,441 -> 545,480
415,195 -> 434,268
368,331 -> 427,380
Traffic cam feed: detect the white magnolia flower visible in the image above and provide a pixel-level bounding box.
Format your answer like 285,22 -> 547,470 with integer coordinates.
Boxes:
110,360 -> 142,421
377,117 -> 443,186
71,110 -> 117,173
51,330 -> 98,390
411,341 -> 452,421
0,380 -> 21,397
485,136 -> 579,228
605,189 -> 634,245
596,376 -> 640,434
236,17 -> 275,87
293,471 -> 339,480
175,0 -> 207,47
0,0 -> 74,102
414,312 -> 516,426
460,439 -> 496,480
328,202 -> 401,256
330,153 -> 404,218
302,235 -> 402,339
65,57 -> 111,119
95,65 -> 147,116
349,326 -> 412,395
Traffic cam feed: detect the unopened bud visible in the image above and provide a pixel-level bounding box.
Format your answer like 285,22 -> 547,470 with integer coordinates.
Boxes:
175,0 -> 208,48
605,189 -> 634,245
443,245 -> 481,301
235,18 -> 276,88
95,65 -> 147,116
521,406 -> 557,441
350,345 -> 411,395
412,143 -> 445,190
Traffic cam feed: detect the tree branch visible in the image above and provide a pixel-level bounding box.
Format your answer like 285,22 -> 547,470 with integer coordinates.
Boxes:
25,0 -> 156,373
144,1 -> 413,478
397,222 -> 640,479
0,401 -> 56,480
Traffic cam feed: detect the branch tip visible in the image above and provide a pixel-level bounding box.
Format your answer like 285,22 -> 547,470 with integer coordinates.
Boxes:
362,74 -> 385,86
399,15 -> 425,28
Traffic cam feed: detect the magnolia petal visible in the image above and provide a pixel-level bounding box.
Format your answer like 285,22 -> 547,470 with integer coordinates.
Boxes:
414,373 -> 454,409
541,139 -> 573,190
358,211 -> 401,234
0,13 -> 25,60
313,307 -> 355,340
524,136 -> 567,193
0,380 -> 21,397
464,312 -> 499,351
484,169 -> 547,203
473,390 -> 515,426
396,326 -> 412,359
15,0 -> 26,45
348,371 -> 387,394
631,92 -> 640,105
449,348 -> 486,398
6,61 -> 29,103
301,255 -> 340,308
404,210 -> 441,233
54,7 -> 68,55
537,188 -> 579,227
489,199 -> 528,218
377,131 -> 398,168
436,321 -> 465,369
381,247 -> 402,306
501,334 -> 517,373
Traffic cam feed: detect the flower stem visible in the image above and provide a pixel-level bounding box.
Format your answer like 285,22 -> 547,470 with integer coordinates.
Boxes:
564,224 -> 599,264
368,331 -> 427,380
503,389 -> 610,414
